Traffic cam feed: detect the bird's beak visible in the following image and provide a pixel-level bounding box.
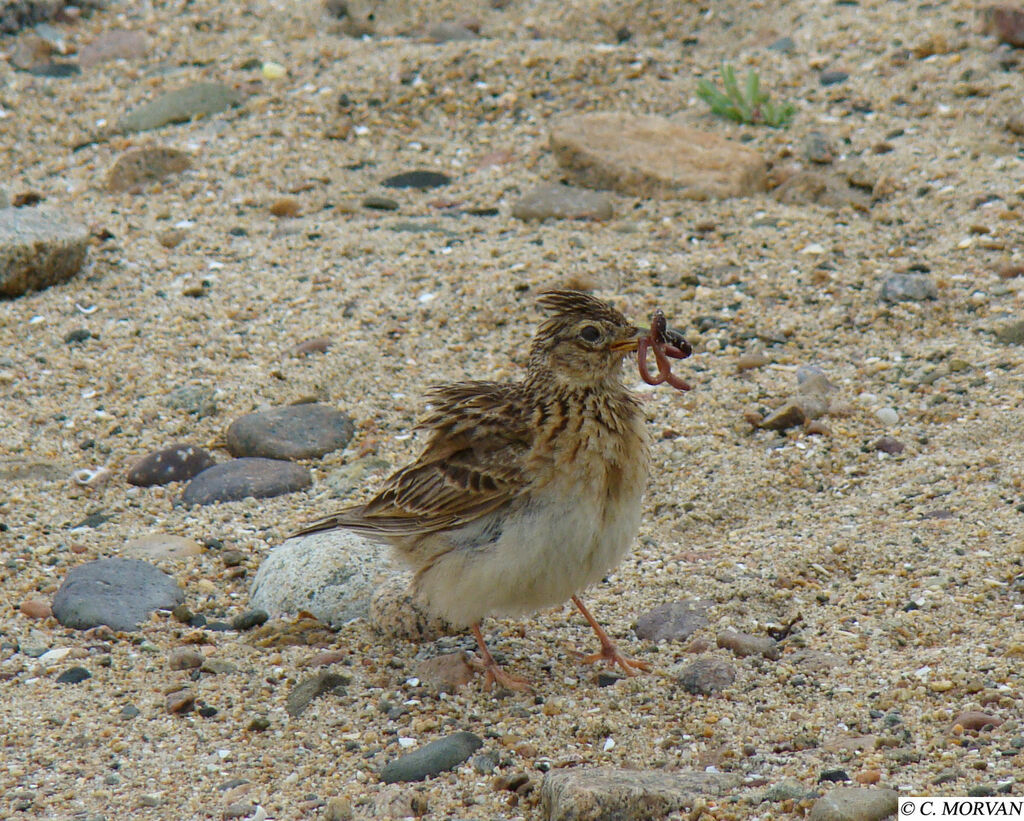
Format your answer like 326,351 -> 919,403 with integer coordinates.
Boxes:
609,327 -> 646,353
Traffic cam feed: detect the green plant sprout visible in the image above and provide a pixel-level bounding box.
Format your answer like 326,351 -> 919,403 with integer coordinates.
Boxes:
696,64 -> 796,128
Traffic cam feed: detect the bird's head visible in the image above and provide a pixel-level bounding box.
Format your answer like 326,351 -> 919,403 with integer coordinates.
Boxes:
527,290 -> 644,389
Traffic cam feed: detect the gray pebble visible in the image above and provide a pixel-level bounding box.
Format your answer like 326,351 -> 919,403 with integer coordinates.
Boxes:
286,671 -> 352,717
117,82 -> 241,134
231,609 -> 268,631
511,183 -> 614,221
56,666 -> 92,684
880,273 -> 938,303
52,558 -> 185,632
167,647 -> 205,670
717,630 -> 781,660
808,788 -> 898,821
181,458 -> 311,506
381,731 -> 483,783
127,443 -> 217,486
164,385 -> 218,418
633,599 -> 708,642
996,319 -> 1024,345
673,656 -> 737,695
226,403 -> 354,461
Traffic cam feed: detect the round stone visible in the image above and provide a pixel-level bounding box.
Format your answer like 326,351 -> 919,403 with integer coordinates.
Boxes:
226,404 -> 355,461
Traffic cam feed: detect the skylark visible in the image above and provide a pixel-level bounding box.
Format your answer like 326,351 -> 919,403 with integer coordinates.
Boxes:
295,290 -> 675,690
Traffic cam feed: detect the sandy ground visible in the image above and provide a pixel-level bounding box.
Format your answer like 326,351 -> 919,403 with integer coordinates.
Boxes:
1,0 -> 1023,818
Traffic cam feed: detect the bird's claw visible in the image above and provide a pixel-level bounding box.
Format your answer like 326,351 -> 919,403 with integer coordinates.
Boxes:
570,643 -> 652,676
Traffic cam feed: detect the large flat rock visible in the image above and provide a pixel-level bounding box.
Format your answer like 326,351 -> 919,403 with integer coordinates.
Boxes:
550,112 -> 767,200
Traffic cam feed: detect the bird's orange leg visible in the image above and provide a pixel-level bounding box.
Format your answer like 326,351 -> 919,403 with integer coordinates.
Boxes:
470,623 -> 532,692
571,595 -> 651,676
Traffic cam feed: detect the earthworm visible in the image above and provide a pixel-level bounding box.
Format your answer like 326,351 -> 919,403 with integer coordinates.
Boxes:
637,310 -> 692,391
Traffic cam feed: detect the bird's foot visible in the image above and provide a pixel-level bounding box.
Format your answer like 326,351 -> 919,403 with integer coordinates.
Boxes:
480,662 -> 533,692
573,642 -> 652,677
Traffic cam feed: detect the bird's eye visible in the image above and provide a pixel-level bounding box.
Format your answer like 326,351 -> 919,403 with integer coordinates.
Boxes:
579,325 -> 602,343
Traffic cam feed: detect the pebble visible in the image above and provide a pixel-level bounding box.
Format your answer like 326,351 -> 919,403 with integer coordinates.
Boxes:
761,779 -> 811,802
875,407 -> 899,426
158,228 -> 187,249
165,384 -> 218,418
202,658 -> 238,675
325,456 -> 391,498
772,170 -> 868,209
716,630 -> 781,660
879,273 -> 938,302
819,769 -> 850,783
953,710 -> 1004,731
63,328 -> 92,344
106,147 -> 192,193
380,731 -> 483,784
286,671 -> 351,717
290,336 -> 333,356
980,5 -> 1024,47
249,531 -> 389,627
362,195 -> 399,210
995,319 -> 1024,345
808,788 -> 898,821
223,803 -> 258,820
804,131 -> 836,164
673,656 -> 737,695
127,443 -> 217,486
768,35 -> 795,53
819,70 -> 849,86
414,652 -> 476,691
511,183 -> 615,221
124,534 -> 204,561
56,666 -> 92,684
11,33 -> 52,71
0,206 -> 89,297
79,30 -> 148,67
166,689 -> 196,714
20,598 -> 52,619
181,458 -> 312,506
269,197 -> 300,217
52,558 -> 185,631
550,112 -> 767,199
231,609 -> 268,631
226,403 -> 355,461
541,768 -> 741,820
117,82 -> 242,134
323,797 -> 354,821
873,436 -> 905,455
381,170 -> 452,189
633,599 -> 708,642
736,350 -> 769,372
425,22 -> 478,42
167,647 -> 205,670
369,573 -> 458,641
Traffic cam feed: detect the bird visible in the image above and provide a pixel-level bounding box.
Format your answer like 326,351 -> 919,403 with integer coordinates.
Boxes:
293,290 -> 657,690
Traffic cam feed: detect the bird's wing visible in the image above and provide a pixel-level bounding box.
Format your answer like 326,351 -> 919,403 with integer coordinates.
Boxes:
292,382 -> 534,538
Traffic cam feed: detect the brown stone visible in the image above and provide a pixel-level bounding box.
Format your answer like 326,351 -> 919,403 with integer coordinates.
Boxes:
107,147 -> 193,193
550,112 -> 767,200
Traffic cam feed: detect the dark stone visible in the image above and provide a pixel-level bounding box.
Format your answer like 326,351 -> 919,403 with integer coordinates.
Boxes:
28,61 -> 80,77
286,671 -> 352,717
56,666 -> 92,684
120,704 -> 141,719
818,769 -> 850,783
225,404 -> 354,461
873,436 -> 905,455
127,443 -> 217,486
52,558 -> 185,631
674,656 -> 737,695
63,328 -> 92,344
382,170 -> 452,189
634,599 -> 709,642
381,731 -> 483,783
362,196 -> 399,210
231,609 -> 268,631
181,458 -> 312,506
768,36 -> 795,53
819,70 -> 849,86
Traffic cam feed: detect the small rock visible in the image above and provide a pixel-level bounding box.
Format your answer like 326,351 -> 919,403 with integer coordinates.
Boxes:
762,779 -> 812,802
875,407 -> 899,426
819,70 -> 849,86
415,652 -> 476,691
164,385 -> 218,418
880,273 -> 938,302
980,5 -> 1024,47
124,534 -> 203,561
20,598 -> 52,619
11,33 -> 52,71
369,574 -> 458,641
63,328 -> 92,344
550,112 -> 767,200
181,458 -> 312,506
542,768 -> 741,821
382,170 -> 451,189
117,82 -> 242,133
250,531 -> 390,627
768,36 -> 796,53
231,609 -> 268,631
425,22 -> 478,42
269,197 -> 300,217
202,658 -> 239,675
167,647 -> 205,670
127,443 -> 217,486
362,195 -> 399,210
472,751 -> 500,775
121,704 -> 141,720
736,350 -> 770,371
953,710 -> 1004,731
633,599 -> 709,642
995,319 -> 1024,345
0,206 -> 89,297
511,183 -> 615,221
166,689 -> 195,714
772,170 -> 869,209
819,769 -> 850,783
380,731 -> 483,783
873,436 -> 905,455
107,147 -> 192,193
323,796 -> 354,821
717,630 -> 780,660
222,803 -> 257,820
157,228 -> 186,248
804,131 -> 835,164
325,456 -> 391,498
808,787 -> 898,821
290,336 -> 333,356
226,404 -> 355,461
246,717 -> 270,732
56,666 -> 92,684
855,770 -> 882,785
673,656 -> 737,695
52,558 -> 185,632
286,671 -> 352,717
79,30 -> 148,68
